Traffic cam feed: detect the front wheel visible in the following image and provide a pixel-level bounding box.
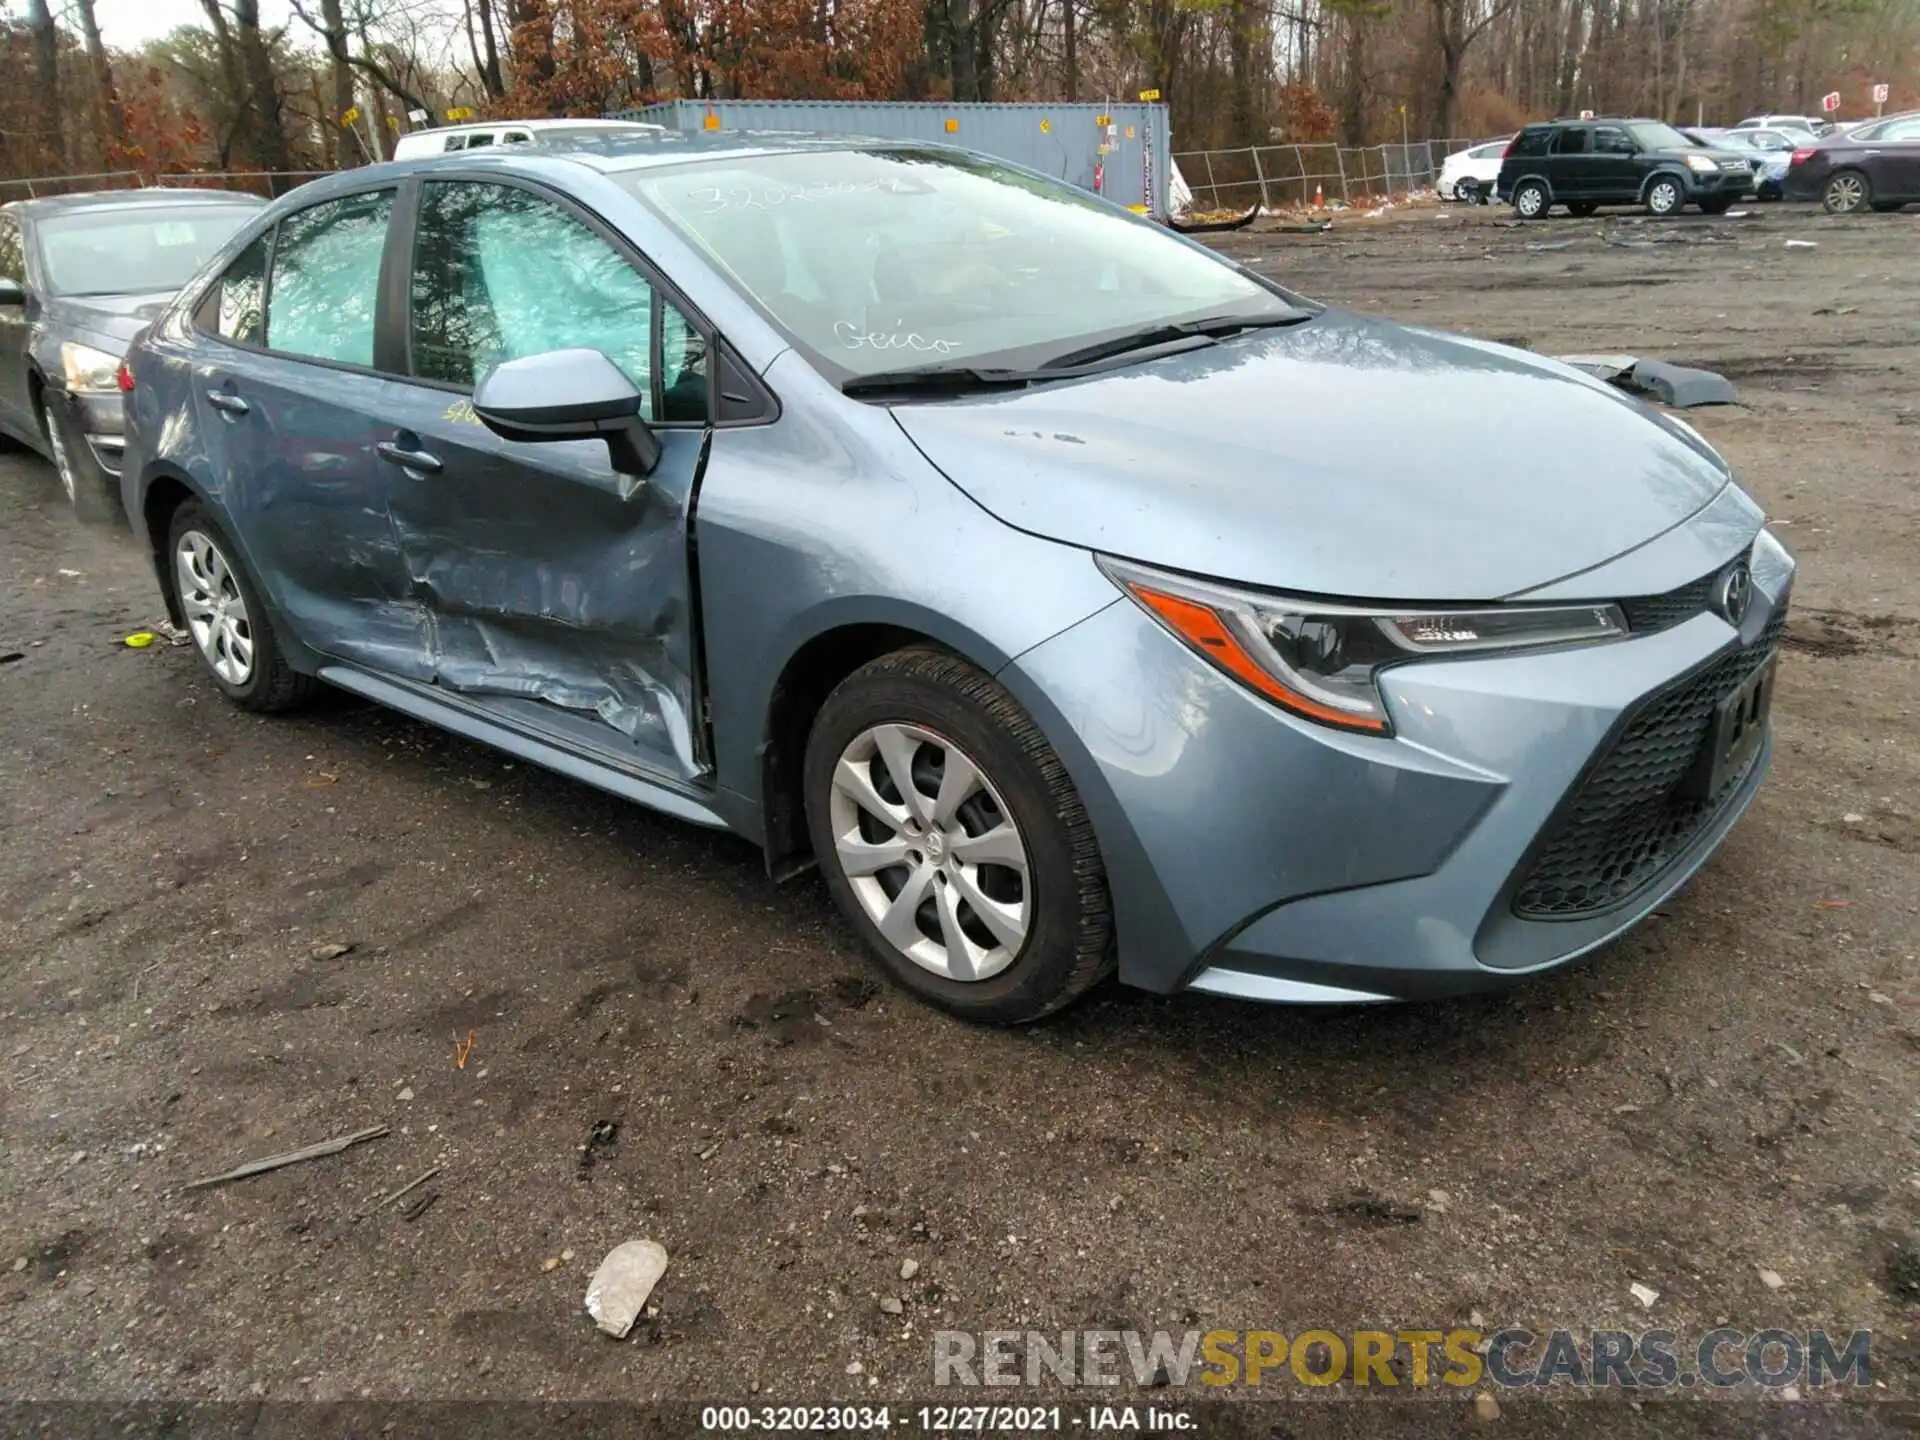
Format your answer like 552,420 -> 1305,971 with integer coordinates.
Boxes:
1511,179 -> 1549,219
1646,176 -> 1685,216
803,647 -> 1113,1023
42,400 -> 119,524
1823,170 -> 1869,214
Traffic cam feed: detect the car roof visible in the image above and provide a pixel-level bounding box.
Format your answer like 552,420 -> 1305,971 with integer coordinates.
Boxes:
264,131 -> 951,211
2,186 -> 268,219
423,117 -> 662,135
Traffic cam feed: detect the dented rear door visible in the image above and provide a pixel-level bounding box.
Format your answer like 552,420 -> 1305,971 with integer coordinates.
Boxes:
377,176 -> 711,783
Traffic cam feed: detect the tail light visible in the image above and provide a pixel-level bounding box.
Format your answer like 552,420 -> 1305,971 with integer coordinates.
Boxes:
115,360 -> 135,392
1789,147 -> 1816,165
1502,137 -> 1517,157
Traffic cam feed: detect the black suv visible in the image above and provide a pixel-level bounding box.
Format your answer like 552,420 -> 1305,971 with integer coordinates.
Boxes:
1498,118 -> 1754,218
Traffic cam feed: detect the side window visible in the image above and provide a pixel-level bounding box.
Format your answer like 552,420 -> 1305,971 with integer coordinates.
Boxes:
266,189 -> 393,367
1514,127 -> 1552,158
0,217 -> 23,284
1552,127 -> 1591,155
212,230 -> 269,343
409,180 -> 708,424
1593,127 -> 1634,155
1886,118 -> 1920,141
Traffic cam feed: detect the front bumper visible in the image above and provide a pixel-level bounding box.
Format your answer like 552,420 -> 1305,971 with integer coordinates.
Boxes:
1000,508 -> 1792,1004
1687,167 -> 1754,199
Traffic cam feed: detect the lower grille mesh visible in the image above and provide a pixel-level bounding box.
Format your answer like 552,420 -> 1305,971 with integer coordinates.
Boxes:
1513,602 -> 1787,920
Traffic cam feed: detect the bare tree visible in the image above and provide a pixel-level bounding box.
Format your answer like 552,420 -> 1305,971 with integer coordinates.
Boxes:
26,0 -> 65,169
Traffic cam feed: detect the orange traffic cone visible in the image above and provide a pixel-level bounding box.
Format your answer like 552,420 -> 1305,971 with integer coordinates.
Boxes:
1313,182 -> 1324,208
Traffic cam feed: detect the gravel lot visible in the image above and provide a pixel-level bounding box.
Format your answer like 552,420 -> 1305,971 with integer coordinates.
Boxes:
0,201 -> 1914,1432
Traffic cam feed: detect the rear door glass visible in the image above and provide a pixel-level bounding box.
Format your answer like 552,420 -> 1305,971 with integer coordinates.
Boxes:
264,189 -> 394,367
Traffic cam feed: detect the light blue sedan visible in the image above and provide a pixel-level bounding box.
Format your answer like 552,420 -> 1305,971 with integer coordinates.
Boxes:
118,134 -> 1794,1020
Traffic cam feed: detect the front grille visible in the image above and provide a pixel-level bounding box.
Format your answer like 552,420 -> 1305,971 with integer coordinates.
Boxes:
1620,571 -> 1717,634
1512,600 -> 1787,920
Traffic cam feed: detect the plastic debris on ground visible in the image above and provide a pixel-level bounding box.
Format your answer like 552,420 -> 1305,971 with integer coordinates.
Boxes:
585,1239 -> 670,1338
1557,354 -> 1736,408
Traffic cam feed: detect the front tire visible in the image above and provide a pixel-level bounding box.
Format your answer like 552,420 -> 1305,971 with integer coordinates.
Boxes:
1823,169 -> 1869,214
1646,176 -> 1685,216
1511,179 -> 1549,219
41,399 -> 119,524
803,647 -> 1113,1023
166,500 -> 318,712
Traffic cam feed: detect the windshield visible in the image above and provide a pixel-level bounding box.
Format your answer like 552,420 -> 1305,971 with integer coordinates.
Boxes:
36,203 -> 260,297
1627,122 -> 1696,151
622,147 -> 1299,378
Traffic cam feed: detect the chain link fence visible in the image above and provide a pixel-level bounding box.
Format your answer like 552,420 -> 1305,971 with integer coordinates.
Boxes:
0,169 -> 333,201
1173,138 -> 1504,212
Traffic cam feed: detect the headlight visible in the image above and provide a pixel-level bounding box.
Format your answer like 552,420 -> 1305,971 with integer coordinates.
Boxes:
60,341 -> 124,393
1684,153 -> 1720,173
1101,557 -> 1627,736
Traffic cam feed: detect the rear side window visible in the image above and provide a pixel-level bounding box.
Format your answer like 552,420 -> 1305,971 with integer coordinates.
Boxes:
266,190 -> 393,367
213,231 -> 268,343
1512,127 -> 1553,158
1886,118 -> 1920,141
1552,127 -> 1590,155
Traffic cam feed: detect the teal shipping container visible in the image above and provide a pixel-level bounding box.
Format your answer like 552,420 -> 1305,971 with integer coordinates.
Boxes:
608,99 -> 1174,217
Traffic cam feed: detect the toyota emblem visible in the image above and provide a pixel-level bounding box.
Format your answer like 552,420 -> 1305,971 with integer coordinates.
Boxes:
1715,561 -> 1753,626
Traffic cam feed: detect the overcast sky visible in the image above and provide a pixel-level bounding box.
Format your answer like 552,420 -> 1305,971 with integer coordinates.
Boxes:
88,0 -> 290,48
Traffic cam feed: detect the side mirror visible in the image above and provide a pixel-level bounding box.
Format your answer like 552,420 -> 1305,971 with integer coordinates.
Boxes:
0,277 -> 25,307
473,348 -> 660,476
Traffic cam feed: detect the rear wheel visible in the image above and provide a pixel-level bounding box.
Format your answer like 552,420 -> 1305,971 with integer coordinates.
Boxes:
1823,169 -> 1869,214
1646,176 -> 1685,216
1511,179 -> 1549,219
166,500 -> 318,712
803,647 -> 1113,1023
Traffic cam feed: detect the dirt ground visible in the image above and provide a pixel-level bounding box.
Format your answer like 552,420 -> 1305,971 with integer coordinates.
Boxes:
1,201 -> 1915,1434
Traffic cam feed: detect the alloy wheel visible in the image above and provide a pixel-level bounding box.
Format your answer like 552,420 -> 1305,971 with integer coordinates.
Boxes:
1516,184 -> 1544,217
827,722 -> 1030,982
1649,180 -> 1681,215
1825,172 -> 1866,214
175,529 -> 255,686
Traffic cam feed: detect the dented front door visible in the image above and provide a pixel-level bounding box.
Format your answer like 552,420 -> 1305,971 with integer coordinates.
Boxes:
377,177 -> 711,783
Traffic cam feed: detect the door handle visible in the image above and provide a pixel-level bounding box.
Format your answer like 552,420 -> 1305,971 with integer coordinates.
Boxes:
376,440 -> 443,474
205,389 -> 249,416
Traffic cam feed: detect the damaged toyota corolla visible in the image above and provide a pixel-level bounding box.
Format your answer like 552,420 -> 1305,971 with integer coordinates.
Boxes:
119,135 -> 1793,1022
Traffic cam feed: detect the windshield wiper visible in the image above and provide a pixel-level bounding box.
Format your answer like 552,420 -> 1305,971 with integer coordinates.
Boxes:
840,365 -> 1054,399
1040,310 -> 1312,371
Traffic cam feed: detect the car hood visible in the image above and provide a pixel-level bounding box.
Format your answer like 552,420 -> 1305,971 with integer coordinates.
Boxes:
889,309 -> 1732,600
40,291 -> 174,352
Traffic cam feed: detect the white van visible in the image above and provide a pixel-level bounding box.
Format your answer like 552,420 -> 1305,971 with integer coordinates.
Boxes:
390,118 -> 667,161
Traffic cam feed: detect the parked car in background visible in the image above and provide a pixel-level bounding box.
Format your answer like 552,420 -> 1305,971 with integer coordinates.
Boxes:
1706,128 -> 1798,197
121,135 -> 1792,1022
0,188 -> 266,519
1501,117 -> 1754,217
1733,115 -> 1831,137
391,118 -> 667,160
1437,139 -> 1511,201
1783,112 -> 1920,212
